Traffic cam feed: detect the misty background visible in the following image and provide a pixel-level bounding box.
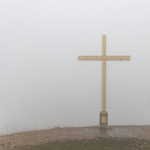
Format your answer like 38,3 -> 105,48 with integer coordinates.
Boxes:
0,0 -> 150,134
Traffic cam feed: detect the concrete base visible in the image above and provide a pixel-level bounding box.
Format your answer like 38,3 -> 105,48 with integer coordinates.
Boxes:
100,111 -> 108,128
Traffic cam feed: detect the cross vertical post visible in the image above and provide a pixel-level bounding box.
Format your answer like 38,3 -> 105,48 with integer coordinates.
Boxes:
102,35 -> 106,111
100,35 -> 108,127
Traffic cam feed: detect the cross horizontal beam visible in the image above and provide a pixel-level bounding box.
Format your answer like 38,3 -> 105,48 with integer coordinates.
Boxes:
78,56 -> 130,61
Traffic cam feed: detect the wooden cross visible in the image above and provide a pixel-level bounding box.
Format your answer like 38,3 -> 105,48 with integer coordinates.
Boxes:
78,35 -> 130,127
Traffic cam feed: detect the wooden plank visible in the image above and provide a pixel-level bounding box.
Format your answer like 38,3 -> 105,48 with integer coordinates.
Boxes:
78,56 -> 130,61
102,35 -> 106,111
106,56 -> 130,60
102,35 -> 106,56
102,60 -> 106,111
78,56 -> 103,60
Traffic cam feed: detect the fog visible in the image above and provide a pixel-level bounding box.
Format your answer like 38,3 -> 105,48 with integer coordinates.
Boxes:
0,0 -> 150,134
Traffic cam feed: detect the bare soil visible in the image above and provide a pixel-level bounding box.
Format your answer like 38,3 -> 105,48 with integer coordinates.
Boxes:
0,125 -> 150,150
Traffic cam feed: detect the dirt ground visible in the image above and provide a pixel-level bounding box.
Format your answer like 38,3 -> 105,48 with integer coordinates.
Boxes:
0,125 -> 150,150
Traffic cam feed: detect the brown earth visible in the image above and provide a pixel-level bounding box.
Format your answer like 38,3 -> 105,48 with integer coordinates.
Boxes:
0,125 -> 150,150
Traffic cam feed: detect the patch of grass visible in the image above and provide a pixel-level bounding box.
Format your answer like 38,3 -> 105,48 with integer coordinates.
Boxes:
13,137 -> 150,150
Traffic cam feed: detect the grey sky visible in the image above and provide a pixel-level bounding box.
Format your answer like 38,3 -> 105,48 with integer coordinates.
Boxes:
0,0 -> 150,134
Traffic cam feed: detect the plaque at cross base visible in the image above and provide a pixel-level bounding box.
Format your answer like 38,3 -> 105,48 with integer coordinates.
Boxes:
100,111 -> 108,127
